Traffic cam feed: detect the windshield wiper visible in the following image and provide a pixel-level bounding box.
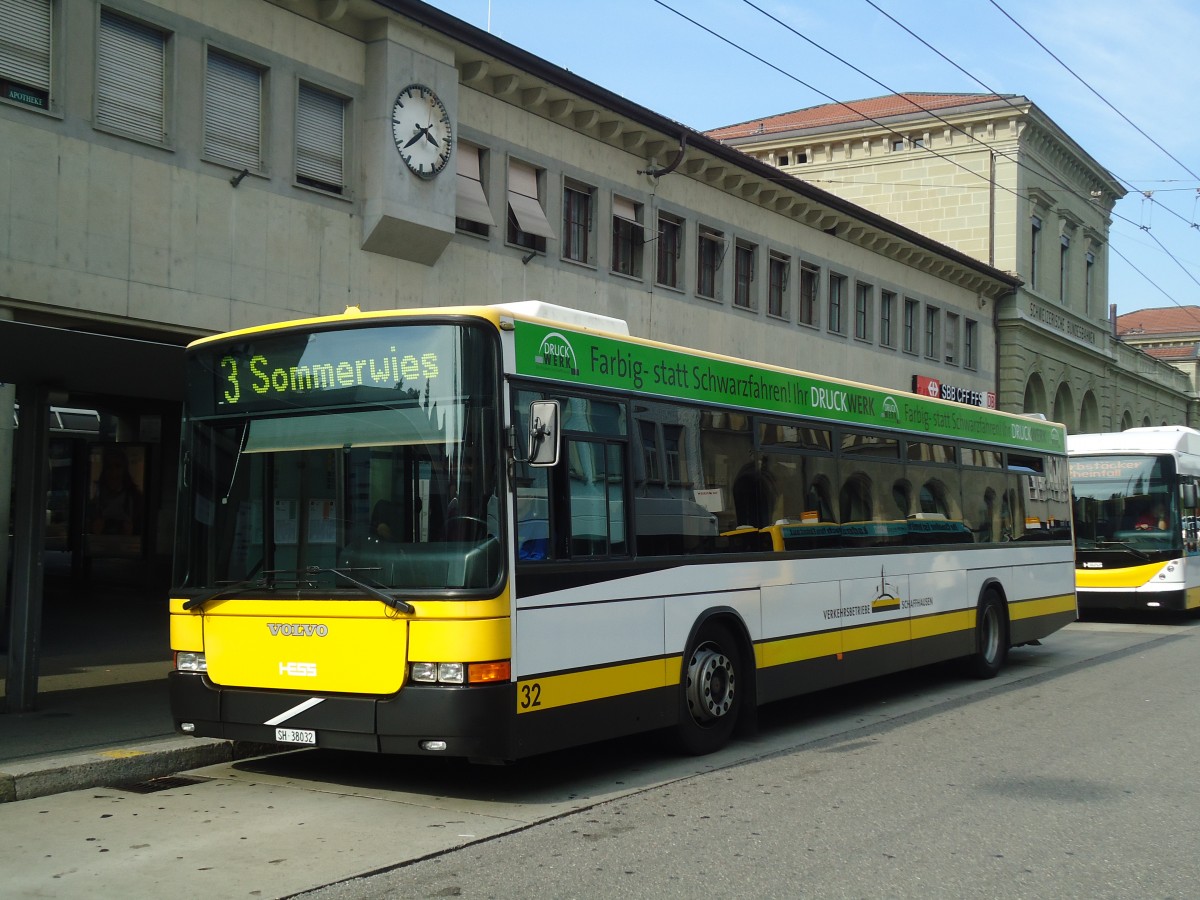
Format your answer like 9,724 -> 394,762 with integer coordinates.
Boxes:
307,566 -> 415,614
1096,539 -> 1151,561
183,568 -> 414,614
183,577 -> 274,611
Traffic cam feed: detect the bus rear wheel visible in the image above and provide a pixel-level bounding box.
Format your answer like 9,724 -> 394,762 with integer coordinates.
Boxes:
676,622 -> 743,755
966,591 -> 1008,679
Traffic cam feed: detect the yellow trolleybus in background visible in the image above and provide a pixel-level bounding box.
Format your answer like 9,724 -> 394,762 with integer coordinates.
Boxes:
1068,427 -> 1200,613
169,302 -> 1077,762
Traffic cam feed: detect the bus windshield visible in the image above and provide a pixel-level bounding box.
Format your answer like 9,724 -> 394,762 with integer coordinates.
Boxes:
1069,454 -> 1179,555
174,322 -> 502,595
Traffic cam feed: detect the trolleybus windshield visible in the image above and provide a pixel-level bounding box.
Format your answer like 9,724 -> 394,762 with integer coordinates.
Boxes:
175,322 -> 502,595
1069,454 -> 1180,558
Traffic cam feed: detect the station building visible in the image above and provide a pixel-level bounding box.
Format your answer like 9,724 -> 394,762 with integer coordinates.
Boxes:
4,1 -> 1024,704
707,93 -> 1193,432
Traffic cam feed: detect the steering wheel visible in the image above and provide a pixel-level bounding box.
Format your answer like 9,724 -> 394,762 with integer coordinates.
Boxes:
444,515 -> 488,541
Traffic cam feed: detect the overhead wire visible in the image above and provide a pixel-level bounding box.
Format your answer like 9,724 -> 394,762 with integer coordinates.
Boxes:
649,0 -> 1197,310
987,0 -> 1200,184
862,0 -> 1197,234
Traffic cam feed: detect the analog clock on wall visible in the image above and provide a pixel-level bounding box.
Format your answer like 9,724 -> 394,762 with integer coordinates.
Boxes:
391,83 -> 453,178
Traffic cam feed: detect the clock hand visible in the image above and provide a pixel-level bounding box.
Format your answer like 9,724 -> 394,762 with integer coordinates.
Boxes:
403,125 -> 429,149
422,127 -> 440,149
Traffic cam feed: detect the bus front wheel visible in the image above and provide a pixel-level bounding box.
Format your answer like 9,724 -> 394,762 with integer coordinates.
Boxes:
676,621 -> 743,755
966,591 -> 1008,679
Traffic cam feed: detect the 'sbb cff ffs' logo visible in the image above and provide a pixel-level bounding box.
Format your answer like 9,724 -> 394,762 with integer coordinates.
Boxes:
535,332 -> 580,375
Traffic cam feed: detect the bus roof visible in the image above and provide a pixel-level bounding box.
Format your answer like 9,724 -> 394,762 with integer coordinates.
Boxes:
1068,426 -> 1200,462
188,302 -> 1067,454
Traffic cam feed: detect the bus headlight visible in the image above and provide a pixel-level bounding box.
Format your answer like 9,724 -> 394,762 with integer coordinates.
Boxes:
176,651 -> 207,672
411,662 -> 438,682
410,661 -> 510,684
410,662 -> 464,684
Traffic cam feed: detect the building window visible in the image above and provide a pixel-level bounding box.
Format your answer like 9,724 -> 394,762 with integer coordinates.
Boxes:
1085,251 -> 1095,315
97,10 -> 167,144
1,0 -> 52,110
880,290 -> 895,347
828,274 -> 846,334
965,318 -> 978,369
854,282 -> 872,340
891,137 -> 905,151
799,263 -> 819,326
1030,215 -> 1042,291
296,83 -> 346,194
733,241 -> 755,309
612,196 -> 643,278
562,180 -> 593,264
768,252 -> 789,319
945,311 -> 960,365
656,213 -> 682,288
204,48 -> 264,172
912,135 -> 925,149
1059,234 -> 1070,304
903,298 -> 919,353
697,227 -> 724,300
924,305 -> 940,360
507,158 -> 554,252
455,143 -> 493,236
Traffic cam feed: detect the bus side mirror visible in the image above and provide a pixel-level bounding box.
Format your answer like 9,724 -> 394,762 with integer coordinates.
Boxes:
527,400 -> 560,467
1183,484 -> 1197,508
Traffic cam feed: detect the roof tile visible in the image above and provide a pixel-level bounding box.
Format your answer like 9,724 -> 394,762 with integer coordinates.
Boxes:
1115,306 -> 1200,336
705,93 -> 1005,141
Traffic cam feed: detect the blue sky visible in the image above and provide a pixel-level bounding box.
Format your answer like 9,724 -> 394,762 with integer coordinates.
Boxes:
425,0 -> 1200,316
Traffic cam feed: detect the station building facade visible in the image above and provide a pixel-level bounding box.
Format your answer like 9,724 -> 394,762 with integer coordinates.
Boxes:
707,93 -> 1193,432
1,1 -> 1018,700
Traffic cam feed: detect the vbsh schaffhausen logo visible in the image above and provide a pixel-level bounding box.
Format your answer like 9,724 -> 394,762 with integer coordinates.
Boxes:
535,332 -> 580,375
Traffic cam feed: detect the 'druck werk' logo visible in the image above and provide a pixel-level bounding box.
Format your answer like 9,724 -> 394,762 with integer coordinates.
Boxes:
882,395 -> 899,422
535,332 -> 579,375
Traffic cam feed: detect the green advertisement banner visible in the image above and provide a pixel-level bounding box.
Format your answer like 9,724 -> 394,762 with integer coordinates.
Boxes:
512,320 -> 1065,454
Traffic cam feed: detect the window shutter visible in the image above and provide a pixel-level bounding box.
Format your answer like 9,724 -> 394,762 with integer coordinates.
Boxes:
97,11 -> 166,142
205,50 -> 262,171
455,145 -> 494,227
296,83 -> 344,190
507,159 -> 555,240
0,0 -> 52,90
612,196 -> 638,223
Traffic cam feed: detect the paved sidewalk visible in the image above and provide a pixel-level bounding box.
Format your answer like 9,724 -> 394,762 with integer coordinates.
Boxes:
0,664 -> 251,802
0,574 -> 259,802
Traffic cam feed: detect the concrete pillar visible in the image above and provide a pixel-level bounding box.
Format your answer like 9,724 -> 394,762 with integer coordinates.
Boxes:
0,306 -> 13,645
6,383 -> 50,712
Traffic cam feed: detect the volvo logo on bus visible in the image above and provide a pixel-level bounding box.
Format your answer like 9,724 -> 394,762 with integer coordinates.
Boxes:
267,623 -> 329,637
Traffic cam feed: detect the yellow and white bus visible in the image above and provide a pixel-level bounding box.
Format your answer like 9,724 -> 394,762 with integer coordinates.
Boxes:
169,302 -> 1076,761
1069,427 -> 1200,613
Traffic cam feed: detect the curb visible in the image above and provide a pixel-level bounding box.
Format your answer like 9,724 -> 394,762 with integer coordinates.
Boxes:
0,738 -> 275,803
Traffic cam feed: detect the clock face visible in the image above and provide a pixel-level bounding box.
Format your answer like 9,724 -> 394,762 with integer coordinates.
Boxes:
391,84 -> 453,179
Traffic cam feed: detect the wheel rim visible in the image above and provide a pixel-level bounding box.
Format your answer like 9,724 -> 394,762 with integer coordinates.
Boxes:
980,604 -> 1001,663
686,642 -> 736,724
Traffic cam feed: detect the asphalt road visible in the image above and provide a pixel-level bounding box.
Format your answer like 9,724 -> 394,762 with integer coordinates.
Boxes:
2,618 -> 1196,899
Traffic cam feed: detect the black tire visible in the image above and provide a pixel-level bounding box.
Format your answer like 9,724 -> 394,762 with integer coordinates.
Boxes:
966,591 -> 1008,679
676,621 -> 744,755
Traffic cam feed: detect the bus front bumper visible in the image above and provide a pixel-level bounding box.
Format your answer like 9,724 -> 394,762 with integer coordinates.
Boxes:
168,671 -> 516,762
1076,588 -> 1189,612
